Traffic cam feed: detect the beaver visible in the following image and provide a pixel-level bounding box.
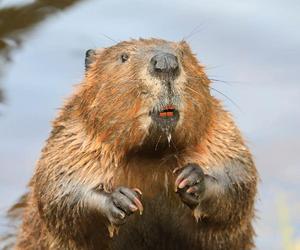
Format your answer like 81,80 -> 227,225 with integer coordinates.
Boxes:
3,38 -> 258,250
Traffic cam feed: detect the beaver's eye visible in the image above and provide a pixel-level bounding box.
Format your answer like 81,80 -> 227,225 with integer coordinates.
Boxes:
121,53 -> 129,63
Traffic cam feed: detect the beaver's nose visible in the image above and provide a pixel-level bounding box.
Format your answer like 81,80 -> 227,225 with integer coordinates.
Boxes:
150,53 -> 179,77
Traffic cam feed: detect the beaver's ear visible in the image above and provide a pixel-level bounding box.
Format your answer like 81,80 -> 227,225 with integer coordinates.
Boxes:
85,49 -> 97,71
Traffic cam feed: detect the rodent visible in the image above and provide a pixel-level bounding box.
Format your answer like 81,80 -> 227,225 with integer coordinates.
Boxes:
4,38 -> 258,250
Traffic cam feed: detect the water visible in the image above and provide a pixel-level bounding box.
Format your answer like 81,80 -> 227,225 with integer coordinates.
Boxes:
0,0 -> 299,249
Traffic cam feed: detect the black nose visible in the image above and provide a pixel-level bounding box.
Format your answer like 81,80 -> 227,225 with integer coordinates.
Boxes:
150,53 -> 179,77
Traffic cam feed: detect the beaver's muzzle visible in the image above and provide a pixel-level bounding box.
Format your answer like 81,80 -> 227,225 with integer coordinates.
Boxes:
150,104 -> 180,129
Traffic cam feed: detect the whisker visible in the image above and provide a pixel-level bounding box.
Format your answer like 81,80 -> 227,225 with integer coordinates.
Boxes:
155,134 -> 162,151
185,85 -> 203,97
209,86 -> 241,111
175,24 -> 204,51
204,65 -> 224,70
99,33 -> 120,44
169,135 -> 178,153
187,75 -> 229,85
210,78 -> 232,86
209,75 -> 246,84
209,78 -> 230,84
182,24 -> 205,41
185,85 -> 241,111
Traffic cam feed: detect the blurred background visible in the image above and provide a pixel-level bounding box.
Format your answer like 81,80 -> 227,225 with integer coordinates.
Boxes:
0,0 -> 299,249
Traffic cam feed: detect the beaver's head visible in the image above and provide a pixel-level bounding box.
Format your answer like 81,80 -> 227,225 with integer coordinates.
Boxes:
77,38 -> 213,152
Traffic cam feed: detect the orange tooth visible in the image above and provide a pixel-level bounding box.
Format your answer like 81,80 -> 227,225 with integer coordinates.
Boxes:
159,112 -> 167,117
166,112 -> 174,117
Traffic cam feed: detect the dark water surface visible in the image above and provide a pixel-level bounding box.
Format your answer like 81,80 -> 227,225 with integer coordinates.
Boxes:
0,0 -> 299,249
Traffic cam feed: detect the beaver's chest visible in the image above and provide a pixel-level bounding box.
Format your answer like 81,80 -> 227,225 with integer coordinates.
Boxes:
108,156 -> 201,250
108,194 -> 200,250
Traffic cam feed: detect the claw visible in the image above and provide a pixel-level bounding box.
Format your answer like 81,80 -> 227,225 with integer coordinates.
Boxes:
108,224 -> 120,238
133,197 -> 144,215
130,188 -> 143,215
133,188 -> 143,196
172,166 -> 183,175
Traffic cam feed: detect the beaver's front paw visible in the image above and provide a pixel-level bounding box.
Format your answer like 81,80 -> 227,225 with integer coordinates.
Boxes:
104,187 -> 143,226
174,163 -> 205,209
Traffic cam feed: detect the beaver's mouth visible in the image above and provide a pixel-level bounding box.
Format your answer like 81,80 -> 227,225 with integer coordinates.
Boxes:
150,105 -> 180,126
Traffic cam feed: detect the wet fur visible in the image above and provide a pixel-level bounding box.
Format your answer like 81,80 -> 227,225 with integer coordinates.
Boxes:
2,38 -> 257,249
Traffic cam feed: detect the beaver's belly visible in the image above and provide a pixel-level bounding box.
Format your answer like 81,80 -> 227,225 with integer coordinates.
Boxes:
105,156 -> 202,249
108,193 -> 201,250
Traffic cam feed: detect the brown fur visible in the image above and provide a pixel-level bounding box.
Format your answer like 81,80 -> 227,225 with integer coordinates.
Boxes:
3,38 -> 257,249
